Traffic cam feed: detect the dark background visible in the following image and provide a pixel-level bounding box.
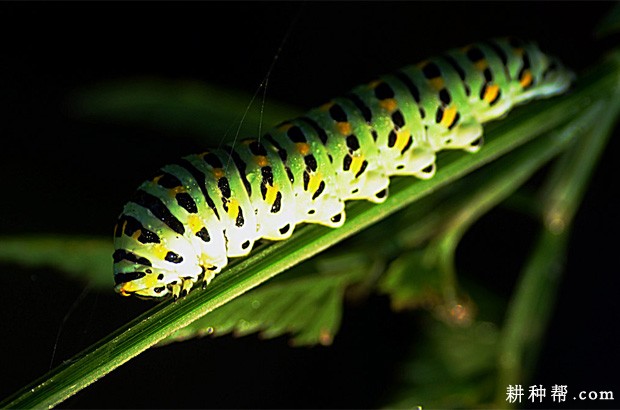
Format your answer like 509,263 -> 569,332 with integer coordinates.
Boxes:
0,2 -> 618,408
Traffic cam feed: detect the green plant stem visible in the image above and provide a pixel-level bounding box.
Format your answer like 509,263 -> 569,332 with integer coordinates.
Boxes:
495,91 -> 620,405
1,53 -> 619,410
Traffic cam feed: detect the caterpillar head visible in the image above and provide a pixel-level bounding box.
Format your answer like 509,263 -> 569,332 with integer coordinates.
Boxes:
113,246 -> 206,299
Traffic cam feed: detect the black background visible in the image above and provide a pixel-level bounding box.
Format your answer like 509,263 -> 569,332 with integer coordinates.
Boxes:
0,2 -> 618,409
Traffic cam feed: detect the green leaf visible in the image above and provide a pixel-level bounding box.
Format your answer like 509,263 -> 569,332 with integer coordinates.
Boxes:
0,236 -> 112,289
158,252 -> 369,347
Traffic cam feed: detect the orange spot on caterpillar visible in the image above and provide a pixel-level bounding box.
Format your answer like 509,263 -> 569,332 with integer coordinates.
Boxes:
255,155 -> 269,167
296,142 -> 311,156
429,77 -> 444,90
368,79 -> 382,89
319,101 -> 334,111
519,70 -> 533,88
337,122 -> 352,135
379,98 -> 397,112
213,168 -> 225,179
474,59 -> 488,71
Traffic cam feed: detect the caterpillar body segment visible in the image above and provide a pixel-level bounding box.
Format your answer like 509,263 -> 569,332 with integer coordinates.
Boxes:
113,38 -> 574,299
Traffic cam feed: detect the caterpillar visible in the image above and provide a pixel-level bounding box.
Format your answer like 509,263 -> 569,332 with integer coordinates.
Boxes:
113,37 -> 574,299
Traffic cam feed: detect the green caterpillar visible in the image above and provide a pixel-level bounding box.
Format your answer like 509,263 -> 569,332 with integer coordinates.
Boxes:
113,37 -> 574,299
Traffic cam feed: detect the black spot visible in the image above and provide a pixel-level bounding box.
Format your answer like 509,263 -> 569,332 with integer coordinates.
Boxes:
448,111 -> 460,130
308,209 -> 316,215
226,146 -> 252,197
241,240 -> 251,250
439,88 -> 451,105
165,251 -> 183,264
157,173 -> 183,189
287,125 -> 307,143
312,181 -> 325,200
154,286 -> 166,294
422,164 -> 435,174
351,188 -> 359,194
249,140 -> 268,156
130,190 -> 185,235
116,215 -> 160,244
483,67 -> 493,82
466,47 -> 484,62
261,166 -> 274,186
355,160 -> 368,178
394,71 -> 421,103
435,106 -> 444,124
113,249 -> 152,267
265,134 -> 288,162
299,117 -> 329,145
470,137 -> 483,147
303,171 -> 310,190
157,274 -> 164,280
235,207 -> 244,227
304,155 -> 318,172
374,81 -> 395,99
343,155 -> 352,171
400,136 -> 413,155
397,164 -> 405,170
331,213 -> 342,223
371,130 -> 378,142
271,191 -> 282,213
375,189 -> 387,199
388,130 -> 397,148
443,54 -> 466,81
176,192 -> 198,213
328,104 -> 348,122
279,224 -> 290,235
218,177 -> 231,198
286,167 -> 295,184
346,135 -> 360,151
114,270 -> 147,285
203,152 -> 223,168
345,93 -> 372,123
173,158 -> 219,220
422,62 -> 441,79
485,40 -> 509,66
196,227 -> 211,242
419,107 -> 426,119
464,84 -> 471,97
391,111 -> 406,129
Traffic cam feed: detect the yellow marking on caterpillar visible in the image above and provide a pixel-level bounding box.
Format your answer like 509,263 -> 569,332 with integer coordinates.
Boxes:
265,184 -> 279,205
227,199 -> 240,219
114,223 -> 119,236
131,229 -> 142,241
197,151 -> 211,159
187,214 -> 203,234
440,106 -> 458,129
519,70 -> 533,88
483,84 -> 500,103
152,174 -> 163,184
379,98 -> 397,112
255,155 -> 269,167
350,155 -> 366,176
241,140 -> 253,145
120,273 -> 159,295
368,79 -> 382,89
296,142 -> 311,156
308,173 -> 323,193
474,59 -> 488,71
513,47 -> 525,56
415,60 -> 429,68
337,122 -> 352,135
213,168 -> 225,179
319,101 -> 334,111
395,129 -> 411,152
429,77 -> 444,90
153,244 -> 169,261
121,220 -> 128,235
